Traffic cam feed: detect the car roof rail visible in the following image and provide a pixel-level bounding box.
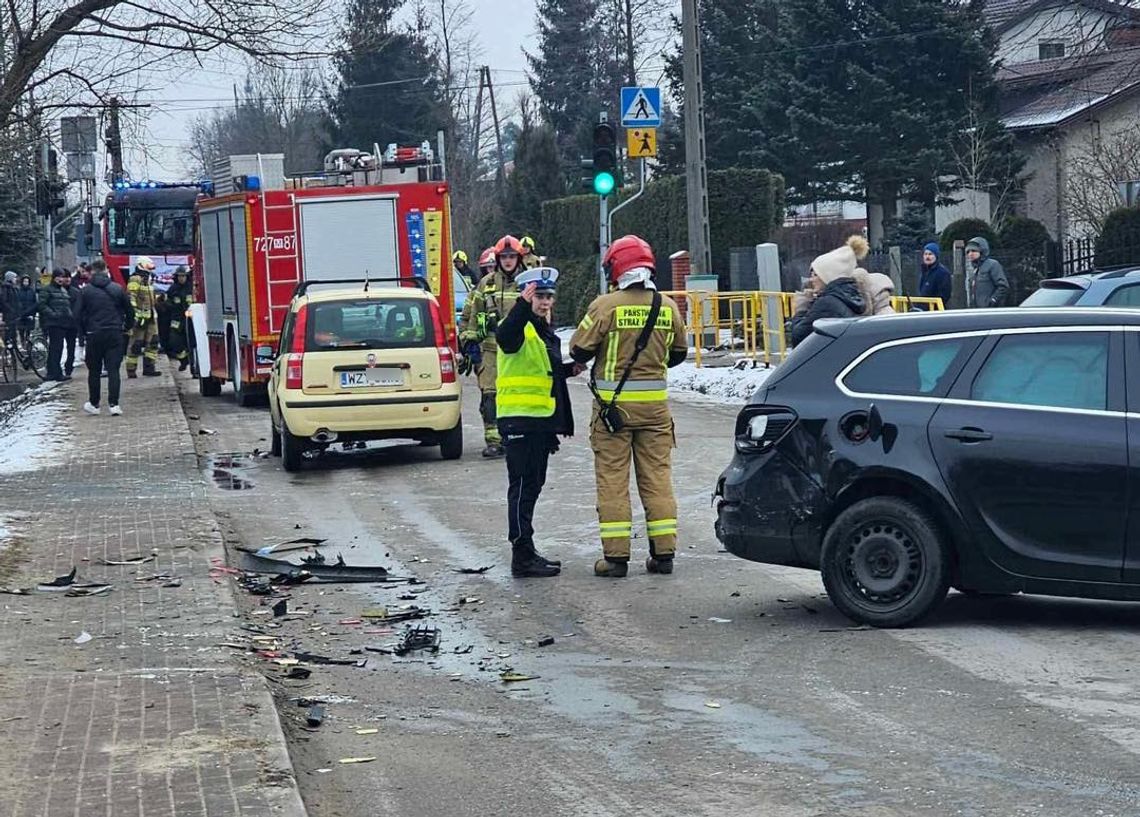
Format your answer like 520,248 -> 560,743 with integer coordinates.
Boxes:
292,276 -> 430,298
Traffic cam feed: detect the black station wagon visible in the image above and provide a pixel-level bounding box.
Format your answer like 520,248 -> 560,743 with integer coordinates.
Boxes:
715,308 -> 1140,627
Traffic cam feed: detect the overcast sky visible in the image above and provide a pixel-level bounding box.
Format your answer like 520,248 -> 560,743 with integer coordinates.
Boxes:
125,0 -> 539,181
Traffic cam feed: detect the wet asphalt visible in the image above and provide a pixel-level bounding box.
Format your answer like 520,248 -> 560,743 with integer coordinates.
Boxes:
182,374 -> 1140,817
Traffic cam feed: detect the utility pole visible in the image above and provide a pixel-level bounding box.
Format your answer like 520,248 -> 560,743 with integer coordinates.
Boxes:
484,67 -> 506,188
681,0 -> 712,277
106,96 -> 124,184
40,139 -> 53,271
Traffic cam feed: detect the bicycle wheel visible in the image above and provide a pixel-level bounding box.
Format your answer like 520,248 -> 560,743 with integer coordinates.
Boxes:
0,343 -> 13,384
22,330 -> 47,380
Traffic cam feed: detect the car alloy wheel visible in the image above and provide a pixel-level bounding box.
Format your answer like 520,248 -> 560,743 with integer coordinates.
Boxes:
821,497 -> 950,628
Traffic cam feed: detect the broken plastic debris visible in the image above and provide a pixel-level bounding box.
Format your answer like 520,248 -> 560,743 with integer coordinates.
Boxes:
394,624 -> 441,656
315,768 -> 332,774
338,757 -> 377,765
198,428 -> 217,435
708,617 -> 732,623
354,728 -> 379,735
100,555 -> 154,566
500,672 -> 538,683
38,567 -> 77,590
272,599 -> 288,617
306,705 -> 325,727
453,565 -> 493,575
244,537 -> 328,556
65,584 -> 113,597
240,551 -> 399,584
74,631 -> 92,645
704,701 -> 721,709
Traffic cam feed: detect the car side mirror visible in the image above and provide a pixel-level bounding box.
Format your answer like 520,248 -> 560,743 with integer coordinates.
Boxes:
868,403 -> 883,442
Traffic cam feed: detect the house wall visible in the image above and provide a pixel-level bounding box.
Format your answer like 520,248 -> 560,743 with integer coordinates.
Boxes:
1017,132 -> 1064,238
999,4 -> 1117,65
935,188 -> 991,231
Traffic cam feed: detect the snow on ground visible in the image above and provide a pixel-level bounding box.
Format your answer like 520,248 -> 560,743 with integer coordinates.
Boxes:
0,382 -> 67,476
667,360 -> 775,405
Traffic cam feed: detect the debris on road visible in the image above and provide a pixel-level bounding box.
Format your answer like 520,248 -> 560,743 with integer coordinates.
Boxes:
239,551 -> 402,584
360,606 -> 429,624
354,728 -> 378,735
198,428 -> 217,435
537,636 -> 555,648
500,672 -> 538,683
453,565 -> 493,575
37,567 -> 76,589
704,701 -> 721,709
74,631 -> 92,645
293,651 -> 361,666
708,617 -> 732,623
394,624 -> 441,656
338,757 -> 377,765
272,599 -> 288,617
65,584 -> 113,597
243,537 -> 329,556
306,705 -> 325,727
100,555 -> 154,566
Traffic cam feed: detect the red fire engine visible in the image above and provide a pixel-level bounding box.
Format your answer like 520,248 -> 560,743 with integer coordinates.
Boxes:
100,181 -> 203,288
187,144 -> 457,406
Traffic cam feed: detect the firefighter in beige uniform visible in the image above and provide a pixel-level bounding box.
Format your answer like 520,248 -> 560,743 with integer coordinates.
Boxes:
569,235 -> 688,577
126,256 -> 161,378
457,235 -> 523,458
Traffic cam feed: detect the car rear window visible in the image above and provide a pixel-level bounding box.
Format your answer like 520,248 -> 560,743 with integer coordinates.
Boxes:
306,299 -> 432,351
843,337 -> 972,398
1020,286 -> 1083,307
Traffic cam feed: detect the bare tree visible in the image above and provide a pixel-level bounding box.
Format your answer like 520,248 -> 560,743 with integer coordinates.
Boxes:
604,0 -> 674,87
1066,124 -> 1140,236
950,100 -> 1023,229
0,0 -> 334,127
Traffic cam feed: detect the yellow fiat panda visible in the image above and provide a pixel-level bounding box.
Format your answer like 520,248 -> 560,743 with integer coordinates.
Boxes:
268,279 -> 462,471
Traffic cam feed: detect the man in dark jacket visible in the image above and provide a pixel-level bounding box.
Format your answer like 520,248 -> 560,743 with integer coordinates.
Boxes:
15,275 -> 36,344
495,267 -> 578,578
918,242 -> 952,309
164,266 -> 192,371
37,268 -> 74,381
1,271 -> 18,350
788,235 -> 868,347
965,237 -> 1009,308
73,260 -> 131,415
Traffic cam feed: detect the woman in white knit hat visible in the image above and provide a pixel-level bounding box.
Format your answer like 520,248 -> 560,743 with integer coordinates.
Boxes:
788,235 -> 869,346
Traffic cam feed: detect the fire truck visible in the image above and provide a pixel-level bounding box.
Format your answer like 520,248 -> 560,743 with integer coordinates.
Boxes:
187,144 -> 457,406
101,181 -> 205,288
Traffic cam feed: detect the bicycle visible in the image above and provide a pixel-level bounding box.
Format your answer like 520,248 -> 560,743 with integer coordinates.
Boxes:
0,328 -> 15,384
21,327 -> 48,380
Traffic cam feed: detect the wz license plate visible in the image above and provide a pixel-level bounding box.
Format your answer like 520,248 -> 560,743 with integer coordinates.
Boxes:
340,368 -> 403,388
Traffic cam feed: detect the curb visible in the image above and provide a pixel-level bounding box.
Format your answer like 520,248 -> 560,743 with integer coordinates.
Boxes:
169,369 -> 310,817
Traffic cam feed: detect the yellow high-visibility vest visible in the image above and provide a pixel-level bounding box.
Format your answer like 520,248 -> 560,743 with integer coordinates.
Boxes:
496,322 -> 555,418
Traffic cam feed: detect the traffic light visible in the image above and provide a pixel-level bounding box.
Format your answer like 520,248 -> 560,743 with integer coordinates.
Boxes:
591,121 -> 617,196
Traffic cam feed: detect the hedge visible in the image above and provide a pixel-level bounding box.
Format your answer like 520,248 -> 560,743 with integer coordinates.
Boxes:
540,168 -> 785,321
1095,207 -> 1140,267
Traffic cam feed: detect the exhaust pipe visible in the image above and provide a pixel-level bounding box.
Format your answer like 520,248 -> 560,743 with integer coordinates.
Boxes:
311,429 -> 338,444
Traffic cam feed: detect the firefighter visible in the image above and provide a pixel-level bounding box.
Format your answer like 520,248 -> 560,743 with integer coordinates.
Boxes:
126,256 -> 161,378
458,235 -> 523,458
520,236 -> 541,269
165,266 -> 192,371
495,267 -> 577,578
569,235 -> 688,578
453,250 -> 480,289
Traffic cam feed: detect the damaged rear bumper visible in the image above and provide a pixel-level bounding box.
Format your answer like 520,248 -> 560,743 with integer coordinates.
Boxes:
714,450 -> 825,569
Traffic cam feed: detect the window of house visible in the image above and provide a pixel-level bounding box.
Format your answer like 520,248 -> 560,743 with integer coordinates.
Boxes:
971,332 -> 1108,411
843,338 -> 971,398
1039,41 -> 1066,60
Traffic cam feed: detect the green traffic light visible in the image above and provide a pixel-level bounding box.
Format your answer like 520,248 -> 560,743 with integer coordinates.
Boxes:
593,172 -> 615,196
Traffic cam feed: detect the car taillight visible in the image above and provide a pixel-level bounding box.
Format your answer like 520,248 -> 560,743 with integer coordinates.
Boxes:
290,305 -> 308,354
734,406 -> 797,454
428,298 -> 456,383
285,353 -> 304,389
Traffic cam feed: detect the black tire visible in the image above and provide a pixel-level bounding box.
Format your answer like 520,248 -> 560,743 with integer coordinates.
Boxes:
281,421 -> 306,472
23,331 -> 47,380
439,420 -> 463,460
199,373 -> 222,397
270,412 -> 282,457
820,497 -> 950,628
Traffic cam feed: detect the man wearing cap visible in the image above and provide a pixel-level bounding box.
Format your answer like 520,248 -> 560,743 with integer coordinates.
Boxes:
495,266 -> 580,578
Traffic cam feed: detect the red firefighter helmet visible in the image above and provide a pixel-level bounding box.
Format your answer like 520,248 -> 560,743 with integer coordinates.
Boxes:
494,235 -> 523,256
603,235 -> 655,284
478,248 -> 496,269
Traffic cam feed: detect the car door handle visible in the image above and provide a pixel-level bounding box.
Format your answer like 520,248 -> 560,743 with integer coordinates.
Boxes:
944,427 -> 993,442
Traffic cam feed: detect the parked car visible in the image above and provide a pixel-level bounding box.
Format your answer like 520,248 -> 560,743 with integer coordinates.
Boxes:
1020,267 -> 1140,307
268,279 -> 462,472
715,307 -> 1140,627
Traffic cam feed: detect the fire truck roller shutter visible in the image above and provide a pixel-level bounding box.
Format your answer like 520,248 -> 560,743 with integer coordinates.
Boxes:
298,196 -> 400,283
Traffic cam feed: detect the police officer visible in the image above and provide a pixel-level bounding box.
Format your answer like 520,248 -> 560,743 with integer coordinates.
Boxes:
453,250 -> 480,289
458,235 -> 524,458
165,266 -> 192,371
520,236 -> 541,269
126,256 -> 161,378
569,235 -> 688,577
496,267 -> 578,578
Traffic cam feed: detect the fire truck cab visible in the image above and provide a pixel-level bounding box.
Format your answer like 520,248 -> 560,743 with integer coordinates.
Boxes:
188,144 -> 456,406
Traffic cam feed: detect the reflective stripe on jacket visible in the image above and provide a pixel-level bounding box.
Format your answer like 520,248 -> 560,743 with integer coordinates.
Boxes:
496,322 -> 555,418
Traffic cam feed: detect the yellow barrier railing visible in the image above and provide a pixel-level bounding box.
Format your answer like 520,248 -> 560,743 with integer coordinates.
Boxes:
660,290 -> 945,367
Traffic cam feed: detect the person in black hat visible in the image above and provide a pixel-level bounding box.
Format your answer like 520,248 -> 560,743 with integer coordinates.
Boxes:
37,268 -> 75,381
495,266 -> 581,578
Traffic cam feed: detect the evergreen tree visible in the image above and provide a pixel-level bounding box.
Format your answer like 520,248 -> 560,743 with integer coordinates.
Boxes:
0,131 -> 40,272
527,0 -> 606,161
502,105 -> 566,235
331,0 -> 447,150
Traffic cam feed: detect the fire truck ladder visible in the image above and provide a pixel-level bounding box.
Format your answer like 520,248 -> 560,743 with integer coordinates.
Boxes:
261,191 -> 300,334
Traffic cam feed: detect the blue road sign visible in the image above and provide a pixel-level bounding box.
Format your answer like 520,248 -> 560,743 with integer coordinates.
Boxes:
621,87 -> 662,128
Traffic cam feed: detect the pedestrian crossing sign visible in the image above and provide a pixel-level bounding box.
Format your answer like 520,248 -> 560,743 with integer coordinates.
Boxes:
627,128 -> 658,158
621,87 -> 662,127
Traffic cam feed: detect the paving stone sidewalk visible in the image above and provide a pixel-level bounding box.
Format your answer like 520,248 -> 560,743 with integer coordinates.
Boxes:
0,373 -> 306,817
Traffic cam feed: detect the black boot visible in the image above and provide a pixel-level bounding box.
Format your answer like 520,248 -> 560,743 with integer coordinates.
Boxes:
512,545 -> 560,578
528,543 -> 561,568
178,358 -> 189,372
646,540 -> 674,574
142,358 -> 161,377
594,557 -> 629,578
481,443 -> 505,458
